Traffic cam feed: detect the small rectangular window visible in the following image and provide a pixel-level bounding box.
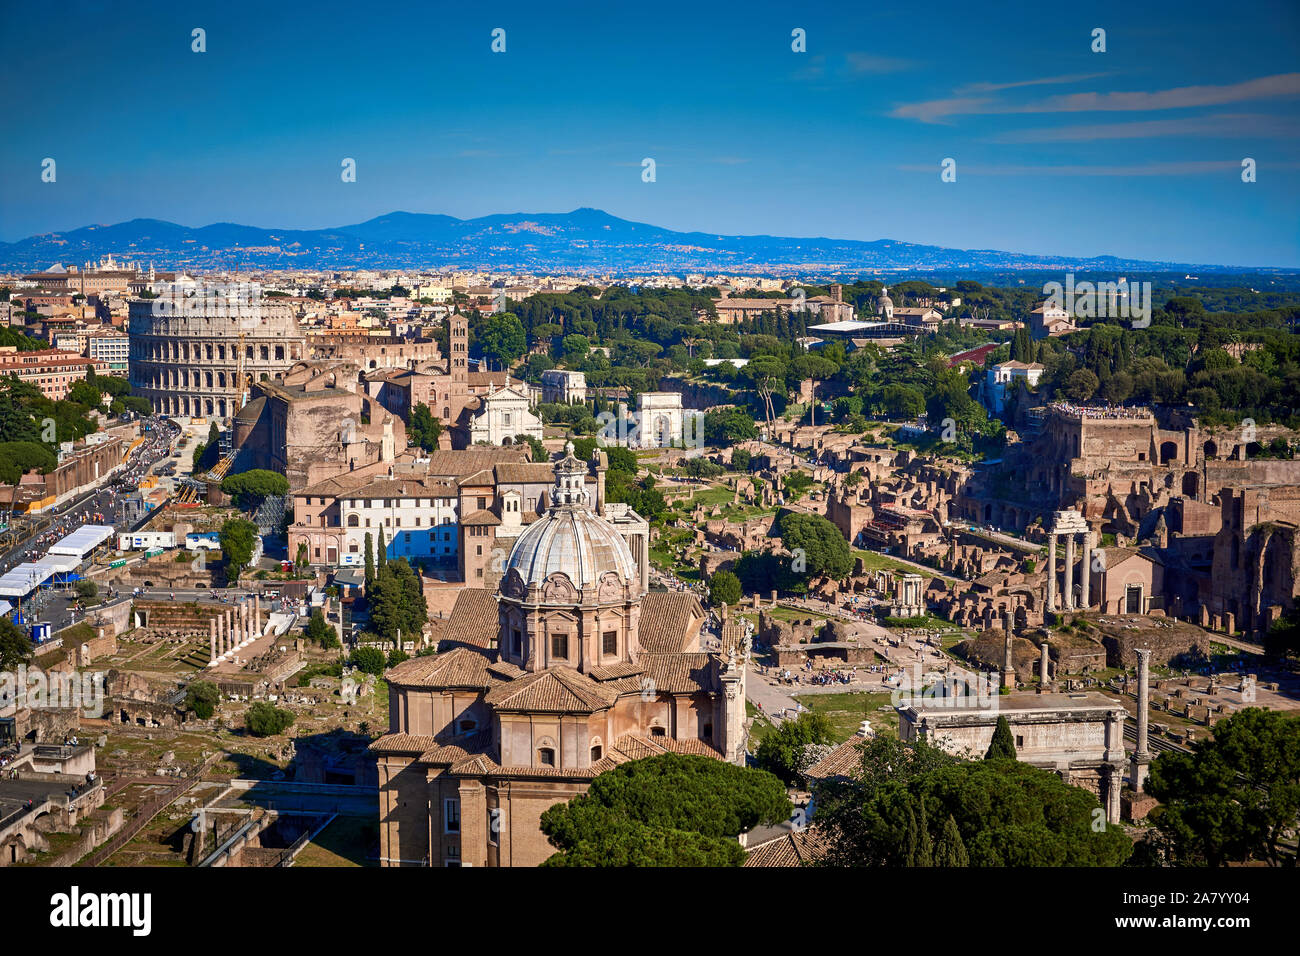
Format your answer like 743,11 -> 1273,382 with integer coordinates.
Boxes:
551,634 -> 569,660
444,798 -> 460,834
602,631 -> 617,655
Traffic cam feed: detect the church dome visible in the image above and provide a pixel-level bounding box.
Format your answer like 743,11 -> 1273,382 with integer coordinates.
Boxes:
505,507 -> 638,592
502,443 -> 638,594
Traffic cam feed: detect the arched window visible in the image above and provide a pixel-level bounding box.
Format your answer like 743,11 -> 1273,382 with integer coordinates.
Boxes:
347,514 -> 359,527
590,745 -> 603,761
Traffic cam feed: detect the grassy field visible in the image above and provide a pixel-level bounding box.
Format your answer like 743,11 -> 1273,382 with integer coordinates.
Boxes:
793,691 -> 899,741
853,549 -> 931,576
746,700 -> 778,752
292,816 -> 378,867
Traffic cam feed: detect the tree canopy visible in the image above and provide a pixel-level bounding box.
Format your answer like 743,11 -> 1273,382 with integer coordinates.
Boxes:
1144,708 -> 1300,866
220,469 -> 289,508
814,735 -> 1131,866
708,569 -> 742,608
367,558 -> 428,646
540,753 -> 792,866
778,511 -> 853,579
755,711 -> 836,786
218,518 -> 259,583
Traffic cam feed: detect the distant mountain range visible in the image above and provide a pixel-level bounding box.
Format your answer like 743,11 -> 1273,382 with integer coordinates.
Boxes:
0,208 -> 1272,275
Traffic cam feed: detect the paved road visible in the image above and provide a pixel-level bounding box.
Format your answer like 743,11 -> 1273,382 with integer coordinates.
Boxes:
1,415 -> 180,576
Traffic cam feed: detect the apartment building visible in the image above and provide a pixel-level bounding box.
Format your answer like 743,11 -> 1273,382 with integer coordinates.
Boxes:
0,347 -> 107,399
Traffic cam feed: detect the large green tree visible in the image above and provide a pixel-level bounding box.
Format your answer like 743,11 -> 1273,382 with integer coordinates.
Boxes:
755,712 -> 836,786
477,312 -> 526,370
0,617 -> 33,670
814,735 -> 1130,866
540,753 -> 792,866
218,518 -> 259,583
778,512 -> 853,579
368,558 -> 427,646
708,570 -> 742,608
1145,708 -> 1300,866
985,715 -> 1018,760
185,681 -> 220,719
408,403 -> 439,452
220,469 -> 289,509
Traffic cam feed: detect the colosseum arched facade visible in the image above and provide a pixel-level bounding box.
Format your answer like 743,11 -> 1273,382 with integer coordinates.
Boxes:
128,280 -> 306,420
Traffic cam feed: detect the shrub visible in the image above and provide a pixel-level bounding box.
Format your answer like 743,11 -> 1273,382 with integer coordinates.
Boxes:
245,701 -> 294,737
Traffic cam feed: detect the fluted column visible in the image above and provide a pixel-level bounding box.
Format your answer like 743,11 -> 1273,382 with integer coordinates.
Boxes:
1064,534 -> 1076,610
1080,531 -> 1092,610
1046,533 -> 1057,614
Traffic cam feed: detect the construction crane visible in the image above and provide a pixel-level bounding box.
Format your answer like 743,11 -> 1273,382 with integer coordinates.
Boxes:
235,330 -> 248,411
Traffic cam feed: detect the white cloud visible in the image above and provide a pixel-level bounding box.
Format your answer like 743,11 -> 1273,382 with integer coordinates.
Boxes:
893,73 -> 1300,123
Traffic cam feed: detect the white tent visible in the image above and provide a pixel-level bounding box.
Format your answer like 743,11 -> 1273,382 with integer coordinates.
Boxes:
0,563 -> 54,598
33,553 -> 79,575
49,524 -> 115,559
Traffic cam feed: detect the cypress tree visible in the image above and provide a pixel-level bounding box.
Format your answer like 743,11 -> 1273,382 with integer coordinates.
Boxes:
986,714 -> 1018,760
901,802 -> 919,866
934,814 -> 970,867
914,795 -> 934,867
364,532 -> 374,590
377,527 -> 388,568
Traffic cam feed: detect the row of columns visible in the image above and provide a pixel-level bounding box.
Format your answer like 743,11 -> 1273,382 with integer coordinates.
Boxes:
1046,528 -> 1094,613
208,595 -> 263,667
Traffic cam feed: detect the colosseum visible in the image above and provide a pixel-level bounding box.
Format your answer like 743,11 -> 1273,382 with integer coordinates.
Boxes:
128,278 -> 306,419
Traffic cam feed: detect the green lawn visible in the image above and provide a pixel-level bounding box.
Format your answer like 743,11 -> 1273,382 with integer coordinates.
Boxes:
292,816 -> 378,867
766,605 -> 830,623
688,486 -> 737,509
794,691 -> 899,742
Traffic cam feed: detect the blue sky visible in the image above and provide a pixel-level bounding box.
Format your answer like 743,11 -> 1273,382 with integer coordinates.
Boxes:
1,0 -> 1298,266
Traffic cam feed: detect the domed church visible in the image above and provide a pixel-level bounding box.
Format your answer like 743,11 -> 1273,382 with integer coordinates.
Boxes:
373,444 -> 751,867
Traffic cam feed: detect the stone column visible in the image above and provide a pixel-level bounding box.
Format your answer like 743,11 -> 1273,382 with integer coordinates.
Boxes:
1131,647 -> 1152,792
1064,534 -> 1076,610
1079,531 -> 1092,610
1039,642 -> 1050,684
209,617 -> 217,662
1046,534 -> 1057,613
1001,632 -> 1015,689
254,594 -> 261,638
641,534 -> 650,595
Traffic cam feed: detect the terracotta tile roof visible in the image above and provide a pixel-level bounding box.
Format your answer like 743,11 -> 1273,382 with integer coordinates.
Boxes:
637,591 -> 704,652
493,462 -> 560,483
368,733 -> 439,754
485,667 -> 617,713
743,828 -> 830,867
460,509 -> 501,526
345,477 -> 460,499
421,448 -> 529,477
588,661 -> 642,681
804,734 -> 867,782
385,645 -> 498,689
639,652 -> 718,695
441,588 -> 500,649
